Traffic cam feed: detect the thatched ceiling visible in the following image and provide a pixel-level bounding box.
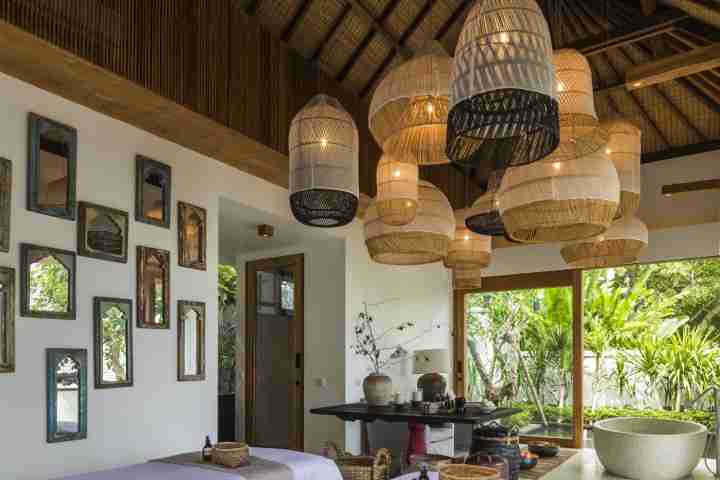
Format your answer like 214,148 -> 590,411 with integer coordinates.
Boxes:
242,0 -> 720,161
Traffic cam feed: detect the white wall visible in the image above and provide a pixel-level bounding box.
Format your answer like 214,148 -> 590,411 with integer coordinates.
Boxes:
0,72 -> 294,480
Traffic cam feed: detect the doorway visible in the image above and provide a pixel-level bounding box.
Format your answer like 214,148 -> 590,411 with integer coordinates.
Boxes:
245,254 -> 304,450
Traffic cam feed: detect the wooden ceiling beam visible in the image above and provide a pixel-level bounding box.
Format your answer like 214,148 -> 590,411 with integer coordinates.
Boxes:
359,0 -> 436,97
435,0 -> 472,42
643,140 -> 720,163
625,42 -> 720,90
311,4 -> 351,62
282,0 -> 313,42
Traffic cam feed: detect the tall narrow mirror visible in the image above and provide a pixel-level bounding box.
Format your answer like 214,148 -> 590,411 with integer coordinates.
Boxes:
0,158 -> 11,252
94,297 -> 133,388
178,300 -> 205,381
137,246 -> 170,329
47,348 -> 87,443
178,202 -> 206,270
0,267 -> 15,374
21,244 -> 76,320
28,114 -> 77,220
135,155 -> 171,228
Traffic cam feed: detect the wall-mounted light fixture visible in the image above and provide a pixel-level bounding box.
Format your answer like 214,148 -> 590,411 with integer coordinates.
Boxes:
662,179 -> 720,198
257,224 -> 274,238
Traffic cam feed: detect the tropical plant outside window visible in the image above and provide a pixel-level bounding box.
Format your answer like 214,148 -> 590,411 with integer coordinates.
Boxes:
463,257 -> 720,443
101,305 -> 127,383
29,255 -> 69,313
218,264 -> 238,395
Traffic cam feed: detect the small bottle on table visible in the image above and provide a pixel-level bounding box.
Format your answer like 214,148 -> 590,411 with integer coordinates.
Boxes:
418,464 -> 430,480
202,435 -> 213,462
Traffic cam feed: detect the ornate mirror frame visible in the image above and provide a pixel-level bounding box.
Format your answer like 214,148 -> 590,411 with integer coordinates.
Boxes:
135,155 -> 171,228
78,202 -> 129,264
0,266 -> 16,374
136,246 -> 170,329
0,158 -> 11,252
177,300 -> 206,382
178,201 -> 207,270
93,297 -> 133,389
20,243 -> 77,320
46,348 -> 87,443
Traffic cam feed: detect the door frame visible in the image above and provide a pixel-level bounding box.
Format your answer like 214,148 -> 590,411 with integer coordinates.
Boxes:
245,254 -> 305,450
453,269 -> 584,448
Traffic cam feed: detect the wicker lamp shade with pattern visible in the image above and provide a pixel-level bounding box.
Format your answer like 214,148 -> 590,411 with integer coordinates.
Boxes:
453,267 -> 483,290
560,215 -> 648,268
555,49 -> 598,144
289,94 -> 359,227
370,44 -> 452,165
445,208 -> 492,269
447,0 -> 559,183
376,152 -> 419,226
365,180 -> 454,265
606,120 -> 642,218
465,170 -> 507,236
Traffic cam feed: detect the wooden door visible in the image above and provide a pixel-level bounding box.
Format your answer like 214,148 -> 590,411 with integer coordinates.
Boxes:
246,254 -> 304,450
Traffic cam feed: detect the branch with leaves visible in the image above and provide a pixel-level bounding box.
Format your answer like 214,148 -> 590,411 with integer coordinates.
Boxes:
351,302 -> 415,374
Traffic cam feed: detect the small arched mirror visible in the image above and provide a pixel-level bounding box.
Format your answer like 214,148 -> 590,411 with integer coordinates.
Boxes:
21,244 -> 76,320
135,155 -> 171,228
137,246 -> 170,329
178,202 -> 206,270
47,348 -> 87,443
178,300 -> 205,382
94,297 -> 133,388
78,202 -> 129,264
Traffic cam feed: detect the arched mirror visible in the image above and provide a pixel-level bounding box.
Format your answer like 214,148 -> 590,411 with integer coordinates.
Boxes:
135,155 -> 171,228
178,300 -> 205,381
94,297 -> 133,388
47,348 -> 87,443
21,244 -> 76,320
178,202 -> 206,270
78,202 -> 129,263
137,246 -> 170,329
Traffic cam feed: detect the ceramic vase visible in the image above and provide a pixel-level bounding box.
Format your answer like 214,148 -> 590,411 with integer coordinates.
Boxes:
363,372 -> 392,406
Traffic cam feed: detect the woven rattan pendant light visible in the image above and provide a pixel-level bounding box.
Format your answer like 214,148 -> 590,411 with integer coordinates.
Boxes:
365,180 -> 454,265
465,170 -> 507,236
606,120 -> 642,218
447,0 -> 559,182
370,43 -> 452,165
453,267 -> 483,290
560,215 -> 648,268
444,208 -> 492,269
289,94 -> 359,227
376,152 -> 419,226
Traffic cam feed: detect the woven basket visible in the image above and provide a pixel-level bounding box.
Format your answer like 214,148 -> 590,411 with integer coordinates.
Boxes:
325,442 -> 391,480
408,453 -> 455,472
440,464 -> 501,480
213,442 -> 250,468
502,198 -> 617,243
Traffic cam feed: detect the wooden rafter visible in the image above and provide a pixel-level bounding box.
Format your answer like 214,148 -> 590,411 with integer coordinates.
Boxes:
626,42 -> 720,90
359,0 -> 436,97
435,0 -> 473,43
282,0 -> 313,42
336,0 -> 403,83
311,4 -> 351,62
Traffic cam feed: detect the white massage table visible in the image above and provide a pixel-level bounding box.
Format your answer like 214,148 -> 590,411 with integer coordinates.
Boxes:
56,447 -> 343,480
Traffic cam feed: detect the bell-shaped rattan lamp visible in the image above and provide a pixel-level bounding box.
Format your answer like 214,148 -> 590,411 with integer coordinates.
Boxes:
365,180 -> 454,265
453,267 -> 483,290
606,120 -> 642,218
444,208 -> 492,270
465,170 -> 507,236
370,43 -> 452,166
289,94 -> 359,227
560,215 -> 648,268
556,49 -> 597,142
376,152 -> 419,226
447,0 -> 559,182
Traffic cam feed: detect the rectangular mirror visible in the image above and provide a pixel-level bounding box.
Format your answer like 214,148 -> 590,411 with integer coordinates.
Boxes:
137,246 -> 170,329
0,267 -> 15,374
20,243 -> 76,320
135,155 -> 171,228
47,348 -> 87,443
0,158 -> 11,252
178,300 -> 205,381
78,202 -> 129,263
28,113 -> 76,220
94,297 -> 133,388
178,201 -> 206,270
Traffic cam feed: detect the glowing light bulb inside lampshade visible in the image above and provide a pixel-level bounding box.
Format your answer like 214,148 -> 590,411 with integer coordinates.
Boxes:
499,32 -> 509,44
426,101 -> 434,114
375,152 -> 419,226
444,208 -> 492,270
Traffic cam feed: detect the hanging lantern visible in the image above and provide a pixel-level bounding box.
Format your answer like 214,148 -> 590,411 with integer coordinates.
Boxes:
444,209 -> 492,270
555,49 -> 599,145
498,146 -> 620,243
364,180 -> 454,265
289,94 -> 359,227
446,0 -> 559,183
465,170 -> 506,236
370,43 -> 452,165
453,267 -> 483,290
376,152 -> 419,226
606,120 -> 642,218
560,215 -> 648,268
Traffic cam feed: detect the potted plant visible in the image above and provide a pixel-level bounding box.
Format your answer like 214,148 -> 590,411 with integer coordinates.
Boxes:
351,302 -> 413,406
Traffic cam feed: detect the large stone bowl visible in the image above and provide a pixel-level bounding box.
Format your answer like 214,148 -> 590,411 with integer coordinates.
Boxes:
593,417 -> 708,480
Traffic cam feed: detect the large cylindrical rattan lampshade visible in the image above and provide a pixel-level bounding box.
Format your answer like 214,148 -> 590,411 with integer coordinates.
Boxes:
289,94 -> 359,227
444,209 -> 492,269
498,147 -> 620,243
376,153 -> 419,226
370,44 -> 452,165
365,180 -> 454,265
606,120 -> 642,218
447,0 -> 559,182
453,267 -> 483,290
560,215 -> 648,268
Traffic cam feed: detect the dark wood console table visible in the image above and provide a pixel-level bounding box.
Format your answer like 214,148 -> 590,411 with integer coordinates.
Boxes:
311,403 -> 522,457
